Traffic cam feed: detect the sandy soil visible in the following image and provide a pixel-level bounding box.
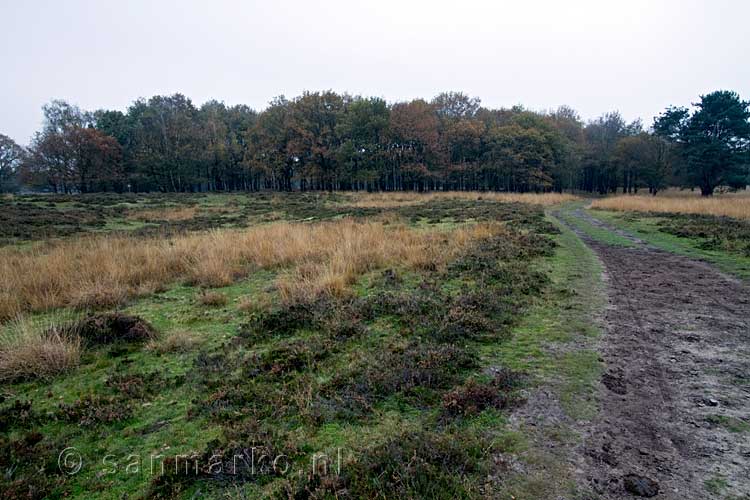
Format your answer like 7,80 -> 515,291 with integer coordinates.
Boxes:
567,209 -> 750,499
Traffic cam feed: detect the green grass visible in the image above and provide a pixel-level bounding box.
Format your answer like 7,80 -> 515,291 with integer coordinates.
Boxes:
554,203 -> 636,247
1,272 -> 283,498
590,209 -> 750,278
1,197 -> 599,499
704,475 -> 729,495
492,215 -> 603,408
98,218 -> 153,232
705,414 -> 750,433
482,214 -> 605,498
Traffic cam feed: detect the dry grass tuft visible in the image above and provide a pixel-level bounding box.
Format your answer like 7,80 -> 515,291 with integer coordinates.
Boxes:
238,294 -> 274,315
337,191 -> 578,208
146,330 -> 199,354
274,222 -> 501,303
197,290 -> 229,307
0,219 -> 502,320
127,206 -> 198,222
591,193 -> 750,220
0,316 -> 81,382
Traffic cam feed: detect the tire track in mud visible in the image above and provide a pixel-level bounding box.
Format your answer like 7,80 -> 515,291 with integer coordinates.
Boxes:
555,208 -> 750,499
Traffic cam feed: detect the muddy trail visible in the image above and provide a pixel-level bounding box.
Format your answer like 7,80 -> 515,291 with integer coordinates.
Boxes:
557,208 -> 750,499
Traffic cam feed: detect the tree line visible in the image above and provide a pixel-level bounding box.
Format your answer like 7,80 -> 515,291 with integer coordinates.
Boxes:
1,90 -> 748,196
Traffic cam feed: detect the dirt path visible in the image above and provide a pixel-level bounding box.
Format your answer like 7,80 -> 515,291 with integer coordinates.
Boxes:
559,209 -> 750,499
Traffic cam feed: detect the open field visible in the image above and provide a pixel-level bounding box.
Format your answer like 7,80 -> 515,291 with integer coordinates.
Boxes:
0,192 -> 575,246
588,193 -> 750,278
0,192 -> 586,499
2,192 -> 750,499
0,219 -> 495,320
3,4 -> 748,498
591,191 -> 750,220
335,192 -> 578,209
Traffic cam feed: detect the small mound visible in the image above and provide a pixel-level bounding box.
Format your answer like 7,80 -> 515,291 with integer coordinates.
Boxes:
71,313 -> 157,345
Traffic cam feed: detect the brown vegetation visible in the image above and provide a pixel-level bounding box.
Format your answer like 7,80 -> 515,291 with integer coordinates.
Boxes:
127,206 -> 198,222
337,191 -> 578,208
196,290 -> 228,307
441,369 -> 523,418
0,316 -> 81,382
72,313 -> 157,345
57,395 -> 133,426
591,193 -> 750,220
0,219 -> 503,320
146,330 -> 199,354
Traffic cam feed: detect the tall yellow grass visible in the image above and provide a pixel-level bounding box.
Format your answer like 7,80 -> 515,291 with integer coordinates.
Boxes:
127,206 -> 198,221
0,219 -> 503,320
275,222 -> 497,302
337,191 -> 578,208
591,194 -> 750,220
0,315 -> 81,381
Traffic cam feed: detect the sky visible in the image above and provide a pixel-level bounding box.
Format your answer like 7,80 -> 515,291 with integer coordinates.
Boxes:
1,0 -> 749,145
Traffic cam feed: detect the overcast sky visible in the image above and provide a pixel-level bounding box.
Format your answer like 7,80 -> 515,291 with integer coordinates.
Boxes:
1,0 -> 748,145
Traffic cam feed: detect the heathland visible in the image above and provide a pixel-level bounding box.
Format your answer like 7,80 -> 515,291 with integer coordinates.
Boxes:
2,190 -> 749,499
2,191 -> 584,499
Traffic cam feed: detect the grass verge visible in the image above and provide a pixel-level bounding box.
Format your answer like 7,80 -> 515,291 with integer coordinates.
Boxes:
590,209 -> 750,279
591,193 -> 750,220
553,203 -> 636,247
482,213 -> 605,498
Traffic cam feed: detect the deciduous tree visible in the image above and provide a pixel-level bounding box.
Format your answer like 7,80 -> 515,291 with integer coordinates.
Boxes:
0,134 -> 25,192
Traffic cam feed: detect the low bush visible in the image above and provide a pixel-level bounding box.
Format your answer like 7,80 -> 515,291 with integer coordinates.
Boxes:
318,341 -> 477,419
189,381 -> 290,423
248,337 -> 332,378
0,431 -> 66,499
239,293 -> 369,342
57,394 -> 133,426
284,429 -> 485,499
657,213 -> 750,257
0,399 -> 37,432
70,312 -> 157,345
237,294 -> 274,315
442,369 -> 524,418
145,419 -> 300,498
105,371 -> 162,399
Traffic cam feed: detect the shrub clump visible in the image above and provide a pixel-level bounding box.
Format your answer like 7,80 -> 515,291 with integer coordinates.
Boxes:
145,419 -> 300,498
241,300 -> 321,339
189,380 -> 291,423
0,431 -> 66,500
191,350 -> 239,391
240,295 -> 369,342
57,395 -> 133,426
316,342 -> 477,419
105,371 -> 162,399
367,281 -> 531,342
71,313 -> 157,345
0,399 -> 37,432
442,368 -> 524,418
147,330 -> 199,354
284,429 -> 485,499
247,337 -> 332,378
657,213 -> 750,257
